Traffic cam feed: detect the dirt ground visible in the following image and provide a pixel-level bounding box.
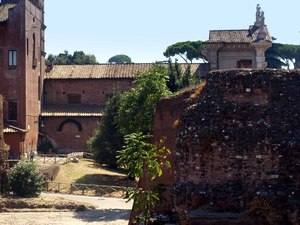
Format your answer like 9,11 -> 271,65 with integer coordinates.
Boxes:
0,210 -> 130,225
0,193 -> 132,225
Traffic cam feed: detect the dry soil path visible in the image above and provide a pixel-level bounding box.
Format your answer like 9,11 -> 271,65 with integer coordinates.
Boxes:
0,193 -> 133,225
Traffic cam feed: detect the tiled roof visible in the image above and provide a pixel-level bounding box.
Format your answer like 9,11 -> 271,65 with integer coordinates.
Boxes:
4,125 -> 27,133
3,127 -> 18,133
45,63 -> 202,79
0,3 -> 17,22
41,104 -> 104,117
206,26 -> 272,43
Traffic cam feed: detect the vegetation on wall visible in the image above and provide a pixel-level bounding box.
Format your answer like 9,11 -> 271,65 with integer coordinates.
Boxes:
117,132 -> 170,224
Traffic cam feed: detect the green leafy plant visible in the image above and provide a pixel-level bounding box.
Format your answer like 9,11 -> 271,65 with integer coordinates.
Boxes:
8,159 -> 45,197
117,133 -> 170,180
167,59 -> 201,93
116,65 -> 171,135
88,93 -> 124,168
117,132 -> 170,224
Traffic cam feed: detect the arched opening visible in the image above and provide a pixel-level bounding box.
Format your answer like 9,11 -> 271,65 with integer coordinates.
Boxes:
57,119 -> 82,132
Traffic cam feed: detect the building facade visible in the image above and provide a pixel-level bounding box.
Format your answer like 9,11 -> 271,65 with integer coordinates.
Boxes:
204,4 -> 272,70
0,0 -> 45,157
41,64 -> 203,153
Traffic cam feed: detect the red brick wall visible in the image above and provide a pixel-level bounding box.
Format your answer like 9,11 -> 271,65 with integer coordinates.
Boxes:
4,133 -> 24,158
0,0 -> 45,156
43,78 -> 133,105
40,116 -> 99,153
41,78 -> 134,153
137,86 -> 205,211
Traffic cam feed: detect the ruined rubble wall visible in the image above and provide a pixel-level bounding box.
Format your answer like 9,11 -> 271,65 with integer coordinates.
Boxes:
134,86 -> 205,217
174,69 -> 300,224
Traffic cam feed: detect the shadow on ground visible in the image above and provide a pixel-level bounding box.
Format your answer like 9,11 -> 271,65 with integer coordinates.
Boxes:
75,174 -> 135,187
74,208 -> 131,222
87,163 -> 128,174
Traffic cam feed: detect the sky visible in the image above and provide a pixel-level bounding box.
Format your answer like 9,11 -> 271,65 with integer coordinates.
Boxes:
45,0 -> 300,63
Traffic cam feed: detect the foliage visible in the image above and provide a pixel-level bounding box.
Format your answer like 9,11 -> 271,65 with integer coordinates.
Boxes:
47,50 -> 98,65
38,137 -> 54,154
8,159 -> 45,197
108,54 -> 132,64
163,40 -> 207,63
266,43 -> 300,69
167,59 -> 201,93
88,93 -> 123,168
125,187 -> 161,224
117,132 -> 170,224
117,65 -> 171,135
117,133 -> 170,179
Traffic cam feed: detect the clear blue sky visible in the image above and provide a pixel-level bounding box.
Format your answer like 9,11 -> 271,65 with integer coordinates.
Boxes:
45,0 -> 300,63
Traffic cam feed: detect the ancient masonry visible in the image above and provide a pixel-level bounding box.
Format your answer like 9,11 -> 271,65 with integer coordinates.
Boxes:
141,69 -> 300,225
172,69 -> 300,224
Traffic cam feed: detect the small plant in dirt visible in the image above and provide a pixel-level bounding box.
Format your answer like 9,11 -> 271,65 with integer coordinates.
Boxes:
8,159 -> 45,197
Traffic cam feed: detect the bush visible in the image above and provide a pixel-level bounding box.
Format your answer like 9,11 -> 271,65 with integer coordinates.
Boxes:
8,159 -> 45,197
38,138 -> 55,154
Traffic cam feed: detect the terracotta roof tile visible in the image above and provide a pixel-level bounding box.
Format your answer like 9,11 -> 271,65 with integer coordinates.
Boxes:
0,3 -> 17,22
45,63 -> 202,79
3,127 -> 18,133
206,26 -> 271,43
4,125 -> 27,133
41,104 -> 104,117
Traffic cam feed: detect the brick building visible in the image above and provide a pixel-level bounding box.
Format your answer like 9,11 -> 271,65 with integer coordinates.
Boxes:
0,0 -> 45,157
40,63 -> 203,153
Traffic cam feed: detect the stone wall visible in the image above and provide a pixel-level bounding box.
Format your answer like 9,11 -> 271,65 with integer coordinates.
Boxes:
173,69 -> 300,224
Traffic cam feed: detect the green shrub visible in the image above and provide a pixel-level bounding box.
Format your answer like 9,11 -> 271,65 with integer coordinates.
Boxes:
8,159 -> 45,197
38,138 -> 55,154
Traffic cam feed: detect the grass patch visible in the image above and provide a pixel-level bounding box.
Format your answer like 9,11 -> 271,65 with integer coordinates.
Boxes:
53,158 -> 133,187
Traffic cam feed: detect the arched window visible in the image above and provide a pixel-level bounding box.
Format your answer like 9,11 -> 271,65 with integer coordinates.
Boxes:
57,119 -> 83,132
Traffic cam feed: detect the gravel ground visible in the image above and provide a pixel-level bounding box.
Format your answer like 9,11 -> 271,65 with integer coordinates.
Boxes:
0,193 -> 133,225
0,210 -> 130,225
